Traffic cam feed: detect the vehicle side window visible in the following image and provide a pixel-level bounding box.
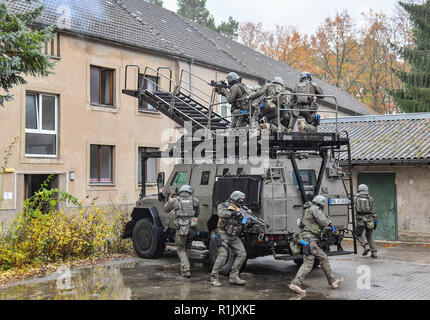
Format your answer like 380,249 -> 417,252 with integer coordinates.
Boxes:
201,171 -> 211,185
293,170 -> 316,186
171,171 -> 188,186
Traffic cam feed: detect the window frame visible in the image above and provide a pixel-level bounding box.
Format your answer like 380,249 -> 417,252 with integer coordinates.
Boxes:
292,170 -> 317,187
90,65 -> 116,107
89,145 -> 114,185
138,75 -> 159,112
138,147 -> 159,186
25,92 -> 58,158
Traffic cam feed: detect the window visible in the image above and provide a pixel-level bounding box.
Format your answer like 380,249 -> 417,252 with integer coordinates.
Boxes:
138,147 -> 159,185
138,75 -> 159,111
201,171 -> 211,185
25,93 -> 58,157
222,168 -> 230,176
170,171 -> 188,186
237,168 -> 244,175
293,170 -> 317,187
44,33 -> 61,58
90,66 -> 115,106
90,145 -> 114,184
219,95 -> 229,118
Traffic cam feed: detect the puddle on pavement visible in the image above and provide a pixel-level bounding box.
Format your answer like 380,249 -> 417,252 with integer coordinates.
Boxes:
0,254 -> 327,300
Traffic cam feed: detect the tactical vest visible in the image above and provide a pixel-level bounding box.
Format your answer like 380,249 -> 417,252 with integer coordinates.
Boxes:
295,81 -> 314,105
176,196 -> 196,218
219,203 -> 243,236
234,83 -> 248,110
299,205 -> 322,235
356,195 -> 371,214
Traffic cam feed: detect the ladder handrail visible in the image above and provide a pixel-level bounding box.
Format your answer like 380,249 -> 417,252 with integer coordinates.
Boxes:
143,66 -> 177,93
276,93 -> 339,136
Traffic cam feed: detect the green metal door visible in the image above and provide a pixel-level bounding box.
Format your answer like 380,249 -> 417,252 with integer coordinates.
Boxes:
357,172 -> 398,241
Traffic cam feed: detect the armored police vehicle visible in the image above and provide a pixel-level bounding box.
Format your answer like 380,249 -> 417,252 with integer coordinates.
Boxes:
121,66 -> 357,271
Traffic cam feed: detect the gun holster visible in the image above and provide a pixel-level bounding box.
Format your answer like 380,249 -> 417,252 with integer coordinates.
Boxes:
302,244 -> 312,256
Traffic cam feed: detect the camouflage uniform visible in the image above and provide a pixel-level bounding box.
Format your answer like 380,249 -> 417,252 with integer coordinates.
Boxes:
290,203 -> 337,288
220,83 -> 248,128
283,79 -> 323,132
164,192 -> 200,276
210,199 -> 248,283
354,190 -> 377,257
248,82 -> 290,132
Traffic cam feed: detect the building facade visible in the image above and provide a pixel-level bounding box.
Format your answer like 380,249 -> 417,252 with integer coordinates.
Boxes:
1,0 -> 373,226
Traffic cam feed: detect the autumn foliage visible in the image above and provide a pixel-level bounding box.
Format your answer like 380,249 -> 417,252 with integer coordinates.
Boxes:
238,7 -> 414,114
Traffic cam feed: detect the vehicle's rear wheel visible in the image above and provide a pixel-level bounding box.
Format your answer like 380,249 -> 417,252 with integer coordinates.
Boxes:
132,219 -> 164,259
208,232 -> 247,276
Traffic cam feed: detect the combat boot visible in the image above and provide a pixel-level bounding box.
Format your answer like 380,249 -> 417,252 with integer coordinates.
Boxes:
210,277 -> 221,287
362,244 -> 371,256
229,275 -> 246,285
330,278 -> 344,289
298,120 -> 306,132
371,250 -> 378,258
288,283 -> 306,294
182,270 -> 191,278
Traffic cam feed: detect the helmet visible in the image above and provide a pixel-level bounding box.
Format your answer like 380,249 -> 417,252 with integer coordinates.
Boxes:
312,195 -> 327,208
226,72 -> 240,84
179,185 -> 193,194
358,184 -> 369,193
230,191 -> 246,201
299,72 -> 312,82
272,77 -> 284,86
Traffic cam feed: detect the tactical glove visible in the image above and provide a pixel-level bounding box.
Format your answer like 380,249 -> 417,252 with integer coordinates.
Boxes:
374,220 -> 378,230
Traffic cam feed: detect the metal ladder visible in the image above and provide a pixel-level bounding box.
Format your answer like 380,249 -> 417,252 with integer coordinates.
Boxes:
123,65 -> 230,136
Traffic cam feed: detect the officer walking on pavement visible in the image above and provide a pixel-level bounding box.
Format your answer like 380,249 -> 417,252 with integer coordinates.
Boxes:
217,72 -> 249,128
289,195 -> 343,294
282,72 -> 323,132
210,191 -> 249,287
354,184 -> 378,258
164,185 -> 200,278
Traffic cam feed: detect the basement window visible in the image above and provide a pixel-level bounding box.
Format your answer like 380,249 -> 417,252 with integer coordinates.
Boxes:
90,66 -> 115,107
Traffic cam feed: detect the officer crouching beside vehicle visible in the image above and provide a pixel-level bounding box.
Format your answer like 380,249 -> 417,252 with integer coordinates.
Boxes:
289,195 -> 343,294
164,185 -> 200,278
210,191 -> 251,287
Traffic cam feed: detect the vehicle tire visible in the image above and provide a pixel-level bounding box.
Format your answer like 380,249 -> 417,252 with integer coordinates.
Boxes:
132,219 -> 164,259
293,258 -> 320,269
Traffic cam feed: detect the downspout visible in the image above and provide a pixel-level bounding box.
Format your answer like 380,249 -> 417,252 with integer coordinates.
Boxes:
189,58 -> 195,98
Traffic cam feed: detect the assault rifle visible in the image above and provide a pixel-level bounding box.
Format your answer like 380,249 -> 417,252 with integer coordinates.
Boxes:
210,80 -> 230,92
229,204 -> 266,236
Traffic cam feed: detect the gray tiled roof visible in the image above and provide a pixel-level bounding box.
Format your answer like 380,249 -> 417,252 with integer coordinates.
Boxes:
320,113 -> 430,162
191,22 -> 374,116
6,0 -> 372,115
6,0 -> 179,55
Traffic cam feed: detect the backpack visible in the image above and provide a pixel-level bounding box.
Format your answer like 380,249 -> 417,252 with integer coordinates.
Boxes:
295,80 -> 313,105
356,195 -> 371,213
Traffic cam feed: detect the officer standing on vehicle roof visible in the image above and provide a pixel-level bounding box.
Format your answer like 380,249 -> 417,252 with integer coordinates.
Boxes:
247,77 -> 291,133
164,185 -> 200,278
216,72 -> 249,128
210,191 -> 249,287
282,72 -> 323,132
289,195 -> 343,294
354,184 -> 378,258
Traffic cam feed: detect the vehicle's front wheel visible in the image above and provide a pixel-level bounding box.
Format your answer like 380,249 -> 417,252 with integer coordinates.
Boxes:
132,219 -> 164,259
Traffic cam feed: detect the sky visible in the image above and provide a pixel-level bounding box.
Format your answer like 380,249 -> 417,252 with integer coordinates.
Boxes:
162,0 -> 401,35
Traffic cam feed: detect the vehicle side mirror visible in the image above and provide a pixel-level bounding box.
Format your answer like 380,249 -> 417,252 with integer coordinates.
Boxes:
157,172 -> 165,189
